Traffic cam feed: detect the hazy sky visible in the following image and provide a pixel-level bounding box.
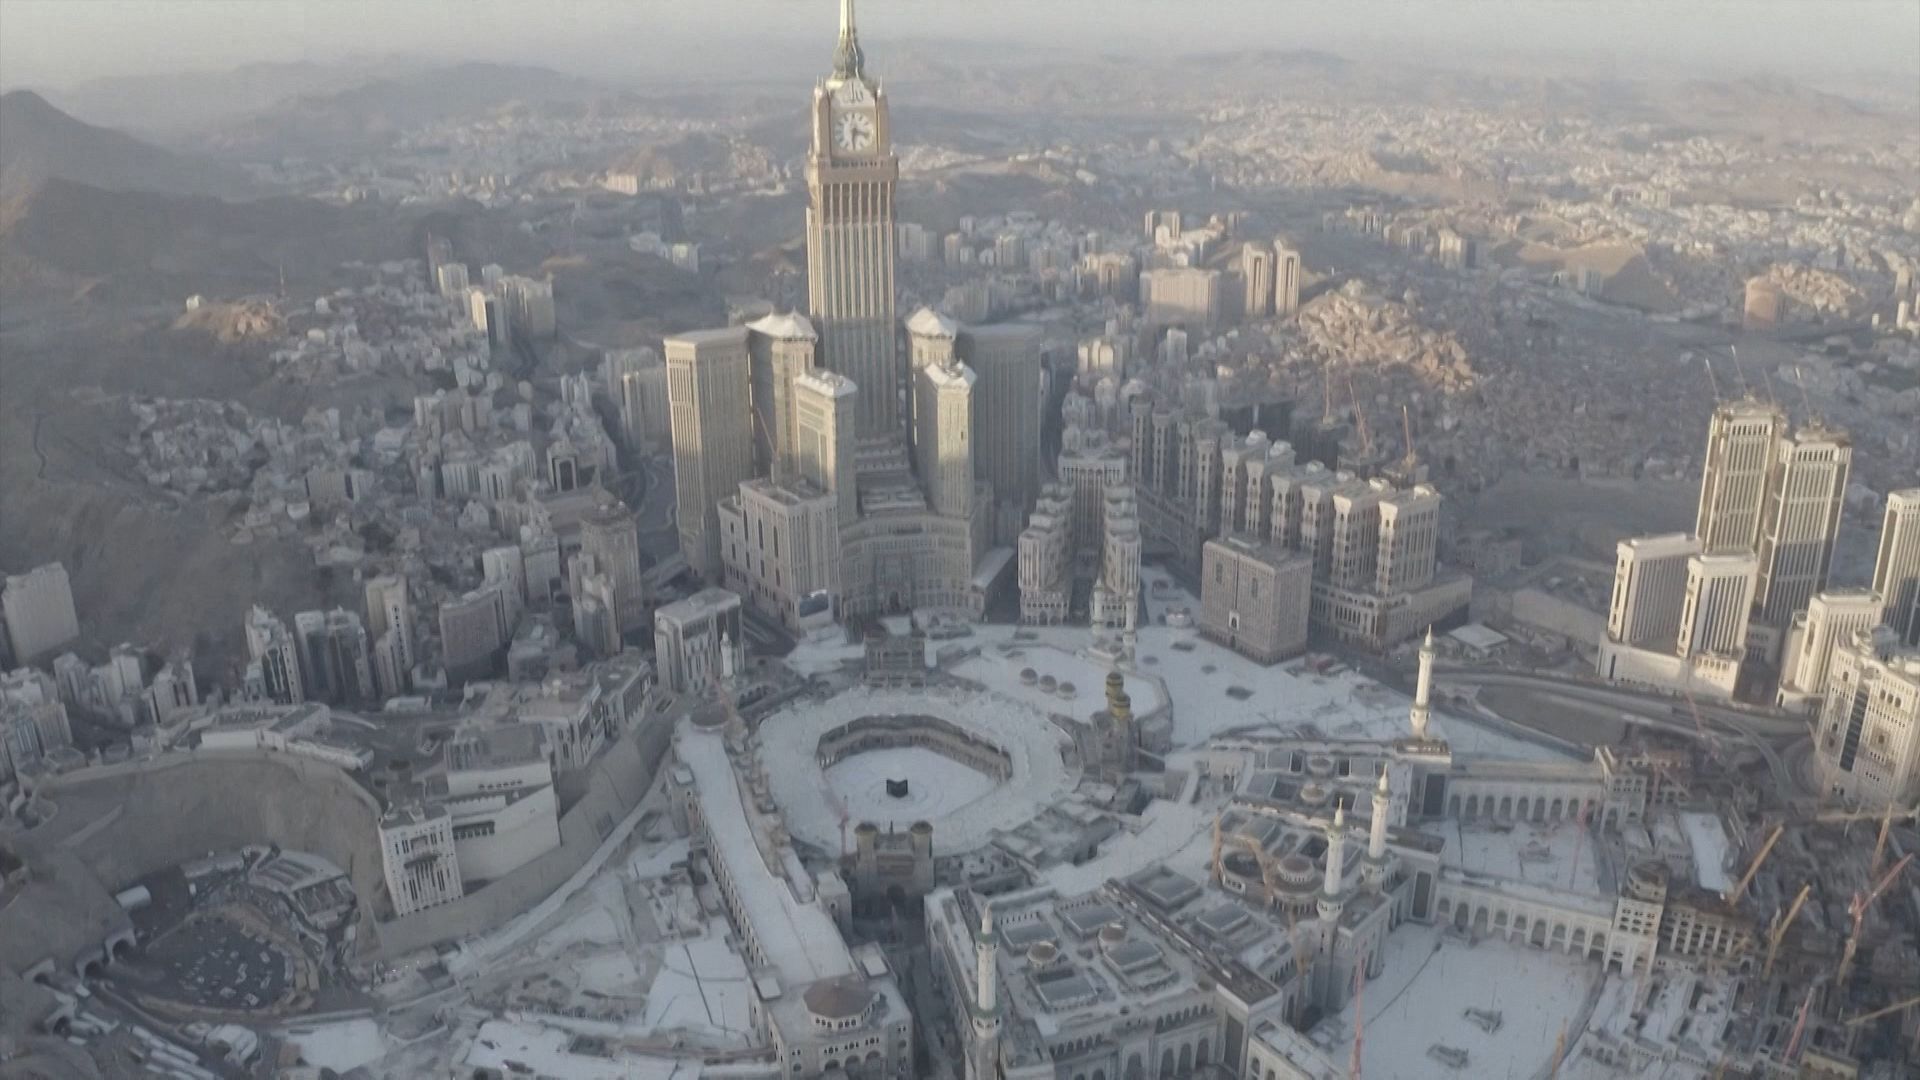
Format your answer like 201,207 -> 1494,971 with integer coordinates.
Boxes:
4,0 -> 1917,94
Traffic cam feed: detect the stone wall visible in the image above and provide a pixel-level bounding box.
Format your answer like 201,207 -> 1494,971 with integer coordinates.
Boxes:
371,715 -> 673,958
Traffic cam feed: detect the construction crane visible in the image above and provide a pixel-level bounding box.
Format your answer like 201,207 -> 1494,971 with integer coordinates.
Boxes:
1547,1022 -> 1567,1079
1837,853 -> 1914,987
1400,405 -> 1417,472
1794,364 -> 1815,420
1763,883 -> 1813,979
1724,822 -> 1785,905
1683,690 -> 1721,760
1784,983 -> 1817,1062
1845,993 -> 1920,1027
1347,377 -> 1374,457
1869,802 -> 1897,879
1813,802 -> 1920,826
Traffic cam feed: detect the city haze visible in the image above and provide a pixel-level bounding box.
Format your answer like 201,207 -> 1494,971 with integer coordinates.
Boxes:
2,2 -> 1919,1079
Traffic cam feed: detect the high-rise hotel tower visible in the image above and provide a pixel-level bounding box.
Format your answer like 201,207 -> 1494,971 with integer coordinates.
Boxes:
805,0 -> 900,439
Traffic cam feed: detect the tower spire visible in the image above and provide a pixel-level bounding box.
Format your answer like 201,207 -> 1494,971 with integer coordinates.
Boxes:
834,0 -> 865,78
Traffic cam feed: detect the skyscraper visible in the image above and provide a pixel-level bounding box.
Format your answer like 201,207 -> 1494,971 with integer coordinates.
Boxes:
666,326 -> 755,580
1241,241 -> 1275,318
1606,533 -> 1701,649
1,563 -> 79,665
1753,423 -> 1850,626
1873,489 -> 1920,644
579,506 -> 646,632
364,574 -> 413,698
792,369 -> 859,526
1676,553 -> 1759,661
746,313 -> 819,479
806,0 -> 899,439
244,605 -> 305,705
1695,400 -> 1788,555
959,323 -> 1043,542
915,357 -> 976,520
1275,244 -> 1303,317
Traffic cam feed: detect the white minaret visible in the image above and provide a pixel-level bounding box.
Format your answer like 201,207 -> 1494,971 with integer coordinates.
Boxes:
1409,625 -> 1435,738
1318,805 -> 1348,921
1364,771 -> 1391,890
970,903 -> 1002,1080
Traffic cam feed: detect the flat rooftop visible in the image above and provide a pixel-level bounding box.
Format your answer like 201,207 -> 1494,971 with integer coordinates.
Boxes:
674,720 -> 855,987
447,722 -> 548,771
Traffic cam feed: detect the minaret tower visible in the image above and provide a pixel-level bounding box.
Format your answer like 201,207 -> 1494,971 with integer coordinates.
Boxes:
1364,771 -> 1391,891
969,903 -> 1002,1080
1317,805 -> 1348,922
1408,625 -> 1435,739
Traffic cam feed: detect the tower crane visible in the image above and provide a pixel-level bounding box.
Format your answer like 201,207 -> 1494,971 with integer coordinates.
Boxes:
1763,883 -> 1813,980
1724,822 -> 1784,905
1783,984 -> 1816,1062
1836,853 -> 1913,987
1846,993 -> 1920,1027
1869,802 -> 1897,879
1347,377 -> 1374,458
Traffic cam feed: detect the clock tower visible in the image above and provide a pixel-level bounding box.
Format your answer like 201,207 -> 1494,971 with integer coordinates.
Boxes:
807,0 -> 901,440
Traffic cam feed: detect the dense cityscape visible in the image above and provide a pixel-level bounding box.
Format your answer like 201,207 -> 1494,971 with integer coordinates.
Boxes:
1,2 -> 1918,1078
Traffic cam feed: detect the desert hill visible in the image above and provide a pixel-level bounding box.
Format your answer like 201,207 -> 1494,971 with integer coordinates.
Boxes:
0,90 -> 253,200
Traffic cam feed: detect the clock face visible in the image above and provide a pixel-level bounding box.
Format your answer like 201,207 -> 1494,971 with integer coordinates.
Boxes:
835,110 -> 876,154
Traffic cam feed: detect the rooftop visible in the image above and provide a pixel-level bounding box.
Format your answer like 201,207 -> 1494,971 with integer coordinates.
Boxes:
746,311 -> 817,340
657,587 -> 741,623
674,720 -> 856,987
447,722 -> 549,772
906,307 -> 959,338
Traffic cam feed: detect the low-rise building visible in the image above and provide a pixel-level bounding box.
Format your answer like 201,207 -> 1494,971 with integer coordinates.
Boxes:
1201,537 -> 1312,664
379,802 -> 463,918
654,588 -> 745,696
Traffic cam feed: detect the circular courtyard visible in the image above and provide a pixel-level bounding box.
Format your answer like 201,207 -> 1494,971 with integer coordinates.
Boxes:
757,685 -> 1079,854
822,747 -> 1000,824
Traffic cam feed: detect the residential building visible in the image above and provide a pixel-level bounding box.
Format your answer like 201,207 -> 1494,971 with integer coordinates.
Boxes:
579,506 -> 646,632
244,605 -> 305,705
1778,590 -> 1884,713
1813,627 -> 1920,809
1872,489 -> 1920,644
1018,485 -> 1072,625
2,563 -> 79,665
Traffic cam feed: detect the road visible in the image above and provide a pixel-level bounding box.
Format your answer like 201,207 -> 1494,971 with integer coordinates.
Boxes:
1424,666 -> 1812,800
1433,666 -> 1809,741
